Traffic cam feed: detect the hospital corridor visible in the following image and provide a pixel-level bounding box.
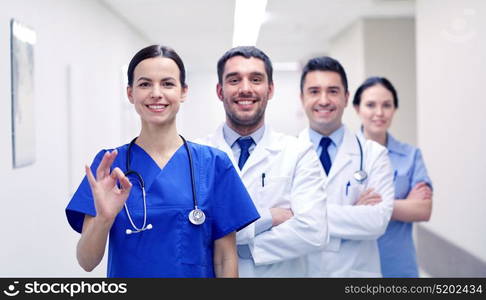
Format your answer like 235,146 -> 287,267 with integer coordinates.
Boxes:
0,0 -> 485,278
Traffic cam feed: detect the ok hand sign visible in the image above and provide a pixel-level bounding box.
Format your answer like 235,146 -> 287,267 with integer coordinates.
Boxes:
85,150 -> 132,222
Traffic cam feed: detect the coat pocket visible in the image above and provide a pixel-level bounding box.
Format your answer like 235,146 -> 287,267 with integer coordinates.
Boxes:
259,176 -> 291,208
394,173 -> 411,199
178,210 -> 212,266
345,182 -> 365,205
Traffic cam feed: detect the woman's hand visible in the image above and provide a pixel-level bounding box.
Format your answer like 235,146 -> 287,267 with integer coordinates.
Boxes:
85,150 -> 132,222
407,182 -> 432,200
392,182 -> 433,222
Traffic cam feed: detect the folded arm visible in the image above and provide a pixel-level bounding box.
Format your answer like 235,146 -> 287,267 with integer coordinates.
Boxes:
392,182 -> 433,222
327,150 -> 394,240
250,147 -> 329,265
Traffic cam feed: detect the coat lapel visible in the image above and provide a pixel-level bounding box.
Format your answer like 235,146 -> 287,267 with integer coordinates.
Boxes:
326,127 -> 360,184
298,126 -> 360,185
210,124 -> 281,177
241,126 -> 281,175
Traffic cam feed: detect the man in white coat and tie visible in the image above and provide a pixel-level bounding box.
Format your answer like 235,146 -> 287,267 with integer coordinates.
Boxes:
198,46 -> 329,277
298,56 -> 394,277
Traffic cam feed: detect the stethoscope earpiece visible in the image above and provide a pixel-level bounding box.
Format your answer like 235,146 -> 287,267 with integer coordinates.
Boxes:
125,223 -> 153,235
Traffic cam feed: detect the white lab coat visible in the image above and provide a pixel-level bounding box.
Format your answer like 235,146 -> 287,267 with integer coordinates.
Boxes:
197,124 -> 329,277
298,126 -> 394,277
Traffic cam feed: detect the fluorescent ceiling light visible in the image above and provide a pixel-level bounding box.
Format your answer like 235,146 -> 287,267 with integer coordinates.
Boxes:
11,21 -> 37,44
232,0 -> 268,47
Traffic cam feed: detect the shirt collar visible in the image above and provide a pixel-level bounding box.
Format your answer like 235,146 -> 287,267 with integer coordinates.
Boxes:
358,126 -> 408,156
386,133 -> 408,155
223,123 -> 265,147
309,125 -> 345,149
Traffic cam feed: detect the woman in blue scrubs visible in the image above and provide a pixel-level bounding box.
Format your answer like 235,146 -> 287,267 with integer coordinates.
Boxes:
353,77 -> 433,277
65,45 -> 260,278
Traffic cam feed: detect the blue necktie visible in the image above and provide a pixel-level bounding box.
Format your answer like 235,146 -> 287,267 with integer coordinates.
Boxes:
319,137 -> 332,175
237,137 -> 254,170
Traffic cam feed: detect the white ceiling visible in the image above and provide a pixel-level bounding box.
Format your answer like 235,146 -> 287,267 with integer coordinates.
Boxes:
101,0 -> 414,71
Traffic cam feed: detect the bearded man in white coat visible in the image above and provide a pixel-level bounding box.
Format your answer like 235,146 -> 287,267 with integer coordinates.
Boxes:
197,46 -> 329,277
298,56 -> 394,277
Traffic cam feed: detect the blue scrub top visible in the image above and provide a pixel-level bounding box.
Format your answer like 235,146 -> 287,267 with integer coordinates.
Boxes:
66,141 -> 260,278
378,134 -> 432,277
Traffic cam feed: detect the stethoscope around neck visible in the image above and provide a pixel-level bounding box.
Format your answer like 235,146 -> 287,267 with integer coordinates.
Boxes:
123,135 -> 205,235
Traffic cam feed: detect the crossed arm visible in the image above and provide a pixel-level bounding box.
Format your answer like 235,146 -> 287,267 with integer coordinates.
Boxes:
248,147 -> 329,265
392,182 -> 432,222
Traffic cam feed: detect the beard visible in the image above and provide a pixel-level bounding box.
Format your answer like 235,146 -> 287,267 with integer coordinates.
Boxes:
224,96 -> 267,128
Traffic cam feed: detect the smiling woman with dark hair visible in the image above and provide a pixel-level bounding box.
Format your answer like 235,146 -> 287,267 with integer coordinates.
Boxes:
354,76 -> 433,278
65,45 -> 259,278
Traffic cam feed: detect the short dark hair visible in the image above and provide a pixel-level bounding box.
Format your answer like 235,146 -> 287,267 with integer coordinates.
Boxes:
300,56 -> 348,93
217,46 -> 273,85
352,76 -> 399,108
127,44 -> 187,88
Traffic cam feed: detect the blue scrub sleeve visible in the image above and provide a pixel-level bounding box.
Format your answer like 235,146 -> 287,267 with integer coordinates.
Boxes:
410,148 -> 433,190
65,150 -> 107,233
211,154 -> 260,240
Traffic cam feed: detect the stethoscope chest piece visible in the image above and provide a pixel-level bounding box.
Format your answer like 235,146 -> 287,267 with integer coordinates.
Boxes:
354,170 -> 368,184
189,208 -> 206,225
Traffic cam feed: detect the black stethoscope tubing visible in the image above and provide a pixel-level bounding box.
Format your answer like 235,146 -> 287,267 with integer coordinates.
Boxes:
356,135 -> 364,171
354,135 -> 368,183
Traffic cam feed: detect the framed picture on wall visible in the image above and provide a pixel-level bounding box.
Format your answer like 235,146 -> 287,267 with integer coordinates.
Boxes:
10,19 -> 36,168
